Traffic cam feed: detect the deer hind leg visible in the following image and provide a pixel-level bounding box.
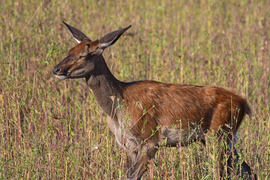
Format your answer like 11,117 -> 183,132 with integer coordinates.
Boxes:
126,142 -> 158,180
209,105 -> 254,179
205,103 -> 245,179
224,107 -> 254,179
226,131 -> 255,180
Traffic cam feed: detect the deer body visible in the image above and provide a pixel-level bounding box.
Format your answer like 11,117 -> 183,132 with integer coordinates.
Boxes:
53,21 -> 253,179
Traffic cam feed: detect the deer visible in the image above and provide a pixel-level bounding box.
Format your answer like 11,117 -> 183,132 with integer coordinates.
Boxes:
52,21 -> 255,180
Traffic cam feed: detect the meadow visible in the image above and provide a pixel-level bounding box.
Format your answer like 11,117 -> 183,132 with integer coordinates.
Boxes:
0,0 -> 269,179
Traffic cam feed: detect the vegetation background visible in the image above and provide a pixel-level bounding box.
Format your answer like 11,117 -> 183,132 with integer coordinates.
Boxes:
0,0 -> 269,179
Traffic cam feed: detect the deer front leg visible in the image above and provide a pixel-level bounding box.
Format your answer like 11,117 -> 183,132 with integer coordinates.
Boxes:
126,142 -> 158,180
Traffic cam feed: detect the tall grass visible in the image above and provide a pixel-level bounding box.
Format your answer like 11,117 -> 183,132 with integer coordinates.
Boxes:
0,0 -> 269,179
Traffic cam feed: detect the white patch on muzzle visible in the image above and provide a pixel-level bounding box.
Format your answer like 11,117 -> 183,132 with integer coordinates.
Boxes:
55,75 -> 67,80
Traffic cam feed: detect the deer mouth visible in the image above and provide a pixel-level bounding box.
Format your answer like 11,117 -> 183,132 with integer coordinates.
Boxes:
54,74 -> 69,80
52,67 -> 71,80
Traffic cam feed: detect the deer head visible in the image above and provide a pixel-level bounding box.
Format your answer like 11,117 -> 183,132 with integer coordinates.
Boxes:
52,21 -> 131,80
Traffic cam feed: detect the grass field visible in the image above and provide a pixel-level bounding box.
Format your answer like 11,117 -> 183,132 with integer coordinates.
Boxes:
0,0 -> 269,179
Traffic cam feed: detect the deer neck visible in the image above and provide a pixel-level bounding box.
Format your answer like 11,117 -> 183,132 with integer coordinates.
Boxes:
85,56 -> 124,117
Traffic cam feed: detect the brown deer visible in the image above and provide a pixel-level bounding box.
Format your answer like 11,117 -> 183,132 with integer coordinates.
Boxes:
53,21 -> 255,180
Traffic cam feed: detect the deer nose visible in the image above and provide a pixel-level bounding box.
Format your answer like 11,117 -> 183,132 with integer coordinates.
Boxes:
52,67 -> 60,74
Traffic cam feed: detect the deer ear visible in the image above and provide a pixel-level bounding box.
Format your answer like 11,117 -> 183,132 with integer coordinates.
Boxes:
98,25 -> 132,49
62,20 -> 91,43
